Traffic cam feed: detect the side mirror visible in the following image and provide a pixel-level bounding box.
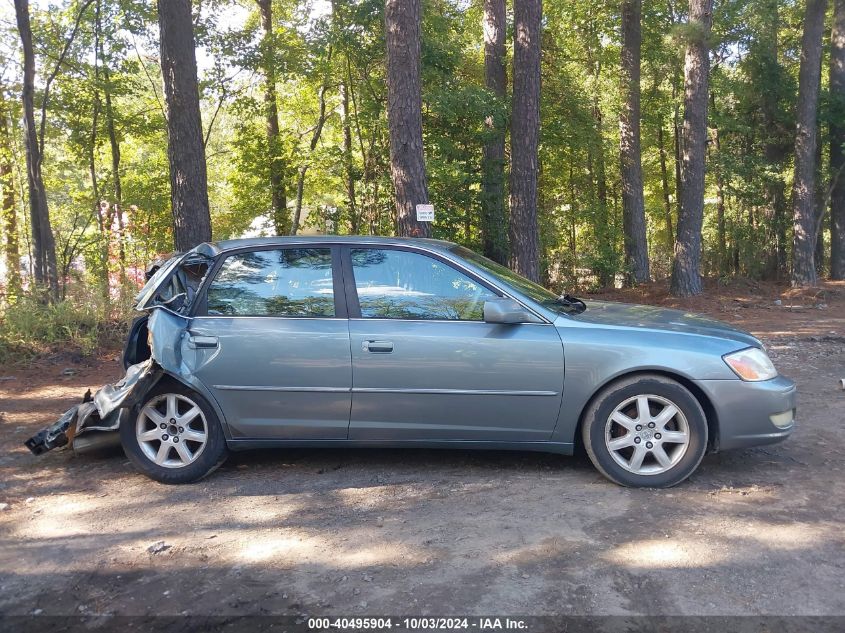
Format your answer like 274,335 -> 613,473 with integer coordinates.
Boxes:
483,298 -> 533,324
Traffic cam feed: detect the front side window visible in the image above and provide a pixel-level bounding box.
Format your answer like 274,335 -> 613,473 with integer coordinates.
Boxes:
452,245 -> 587,315
350,248 -> 497,321
206,248 -> 334,317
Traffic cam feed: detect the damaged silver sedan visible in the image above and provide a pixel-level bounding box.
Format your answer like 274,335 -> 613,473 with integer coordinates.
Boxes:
26,236 -> 796,487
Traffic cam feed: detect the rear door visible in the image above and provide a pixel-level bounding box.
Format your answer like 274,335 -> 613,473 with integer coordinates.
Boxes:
187,246 -> 352,439
344,246 -> 565,442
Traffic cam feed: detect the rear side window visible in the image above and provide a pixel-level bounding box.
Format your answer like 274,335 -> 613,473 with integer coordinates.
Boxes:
350,248 -> 497,321
206,248 -> 334,317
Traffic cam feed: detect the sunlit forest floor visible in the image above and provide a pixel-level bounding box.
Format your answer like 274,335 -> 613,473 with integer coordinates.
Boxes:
594,279 -> 845,339
1,282 -> 844,618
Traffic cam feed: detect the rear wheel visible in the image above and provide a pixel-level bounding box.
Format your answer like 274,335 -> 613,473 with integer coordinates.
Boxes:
121,381 -> 228,484
581,375 -> 708,488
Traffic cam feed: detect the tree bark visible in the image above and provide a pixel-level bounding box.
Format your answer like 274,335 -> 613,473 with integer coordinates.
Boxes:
385,0 -> 431,238
831,0 -> 845,279
815,116 -> 826,274
791,0 -> 828,287
757,0 -> 788,280
593,102 -> 613,287
710,93 -> 728,275
14,0 -> 59,298
619,0 -> 649,285
341,76 -> 359,234
0,95 -> 21,298
668,3 -> 684,223
99,4 -> 126,279
158,0 -> 212,252
509,0 -> 542,282
256,0 -> 289,235
291,165 -> 308,236
657,122 -> 674,250
89,5 -> 108,299
103,78 -> 126,277
670,0 -> 712,297
481,0 -> 508,264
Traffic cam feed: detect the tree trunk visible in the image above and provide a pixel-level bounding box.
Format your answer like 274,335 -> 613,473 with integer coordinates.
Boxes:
100,10 -> 126,279
0,96 -> 21,298
831,0 -> 845,279
593,103 -> 613,287
14,0 -> 59,298
791,0 -> 828,287
341,76 -> 359,234
619,0 -> 649,285
347,74 -> 378,234
291,166 -> 308,236
385,0 -> 431,238
670,0 -> 713,297
758,0 -> 788,280
672,81 -> 684,221
481,0 -> 508,264
815,116 -> 826,274
710,93 -> 728,275
657,122 -> 675,250
568,160 -> 578,280
509,0 -> 542,281
256,0 -> 289,235
90,0 -> 109,300
103,79 -> 126,278
158,0 -> 212,252
291,79 -> 330,236
669,4 -> 684,222
88,54 -> 108,298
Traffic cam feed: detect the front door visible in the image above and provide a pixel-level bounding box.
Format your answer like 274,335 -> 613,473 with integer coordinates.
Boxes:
188,246 -> 351,439
344,247 -> 564,442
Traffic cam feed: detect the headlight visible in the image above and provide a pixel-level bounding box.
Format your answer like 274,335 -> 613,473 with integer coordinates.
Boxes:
723,347 -> 777,381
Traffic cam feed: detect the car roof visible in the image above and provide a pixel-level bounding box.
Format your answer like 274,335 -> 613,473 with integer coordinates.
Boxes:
197,235 -> 459,257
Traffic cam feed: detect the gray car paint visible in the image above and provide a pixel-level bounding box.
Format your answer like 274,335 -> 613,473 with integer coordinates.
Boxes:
347,319 -> 564,442
26,235 -> 796,460
187,316 -> 353,440
569,300 -> 761,347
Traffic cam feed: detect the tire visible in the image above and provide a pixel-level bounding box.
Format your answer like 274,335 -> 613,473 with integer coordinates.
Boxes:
581,374 -> 708,488
121,380 -> 228,484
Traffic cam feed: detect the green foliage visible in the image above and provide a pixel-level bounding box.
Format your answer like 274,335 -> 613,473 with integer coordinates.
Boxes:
0,0 -> 836,354
0,287 -> 135,365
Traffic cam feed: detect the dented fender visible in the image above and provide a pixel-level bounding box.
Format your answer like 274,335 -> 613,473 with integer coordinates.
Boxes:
24,359 -> 165,456
24,308 -> 192,456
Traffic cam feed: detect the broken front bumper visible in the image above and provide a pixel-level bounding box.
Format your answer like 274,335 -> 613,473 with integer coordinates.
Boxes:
25,358 -> 164,456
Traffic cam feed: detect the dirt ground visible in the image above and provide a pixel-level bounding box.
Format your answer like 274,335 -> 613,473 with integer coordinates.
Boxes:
1,280 -> 844,622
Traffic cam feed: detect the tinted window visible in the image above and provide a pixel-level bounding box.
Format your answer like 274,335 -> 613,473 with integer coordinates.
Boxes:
350,249 -> 497,320
206,249 -> 334,317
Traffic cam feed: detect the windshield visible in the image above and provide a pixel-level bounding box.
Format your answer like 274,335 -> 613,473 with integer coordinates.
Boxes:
451,246 -> 586,315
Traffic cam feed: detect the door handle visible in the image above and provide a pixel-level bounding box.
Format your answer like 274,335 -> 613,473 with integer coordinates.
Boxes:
188,335 -> 219,349
362,340 -> 394,353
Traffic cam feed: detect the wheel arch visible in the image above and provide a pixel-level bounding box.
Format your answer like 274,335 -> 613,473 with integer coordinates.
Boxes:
572,369 -> 719,454
135,371 -> 233,441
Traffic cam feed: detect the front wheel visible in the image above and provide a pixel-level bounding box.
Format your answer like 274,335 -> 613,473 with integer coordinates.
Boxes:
121,381 -> 228,484
581,375 -> 708,488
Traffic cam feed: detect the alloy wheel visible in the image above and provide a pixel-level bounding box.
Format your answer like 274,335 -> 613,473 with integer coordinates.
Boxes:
604,394 -> 691,475
136,393 -> 208,469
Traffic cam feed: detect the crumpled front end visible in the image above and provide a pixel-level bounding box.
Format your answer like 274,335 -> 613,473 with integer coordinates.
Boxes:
25,249 -> 213,458
25,358 -> 165,456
